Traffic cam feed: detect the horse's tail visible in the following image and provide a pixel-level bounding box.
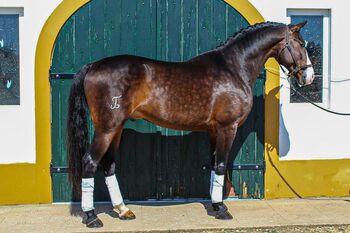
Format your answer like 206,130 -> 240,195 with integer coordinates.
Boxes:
67,64 -> 91,198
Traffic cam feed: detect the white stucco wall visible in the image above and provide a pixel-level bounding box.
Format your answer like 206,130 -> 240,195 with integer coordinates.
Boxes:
0,0 -> 62,163
250,0 -> 350,159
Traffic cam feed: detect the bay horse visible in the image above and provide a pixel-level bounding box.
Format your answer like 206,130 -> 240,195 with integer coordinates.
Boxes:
67,21 -> 314,228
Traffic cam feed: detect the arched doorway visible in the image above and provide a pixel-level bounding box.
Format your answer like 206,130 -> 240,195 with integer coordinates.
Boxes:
33,0 -> 264,202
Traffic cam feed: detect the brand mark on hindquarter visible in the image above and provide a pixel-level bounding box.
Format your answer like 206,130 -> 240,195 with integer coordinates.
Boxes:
110,95 -> 122,109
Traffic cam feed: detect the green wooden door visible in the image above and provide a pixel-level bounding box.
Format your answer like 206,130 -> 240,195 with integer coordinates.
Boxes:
50,0 -> 265,202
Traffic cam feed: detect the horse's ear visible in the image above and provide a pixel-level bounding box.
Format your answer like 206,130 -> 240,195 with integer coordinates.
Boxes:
289,21 -> 307,32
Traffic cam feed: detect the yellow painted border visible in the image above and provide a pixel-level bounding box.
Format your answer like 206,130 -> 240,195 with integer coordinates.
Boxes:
1,0 -> 349,204
34,0 -> 91,203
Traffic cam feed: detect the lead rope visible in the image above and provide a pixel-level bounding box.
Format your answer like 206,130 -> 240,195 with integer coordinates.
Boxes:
265,67 -> 350,116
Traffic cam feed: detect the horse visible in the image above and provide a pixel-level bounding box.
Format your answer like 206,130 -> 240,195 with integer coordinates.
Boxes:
67,21 -> 315,228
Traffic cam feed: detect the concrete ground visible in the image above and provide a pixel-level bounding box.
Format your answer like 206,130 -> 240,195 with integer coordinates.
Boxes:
0,198 -> 350,233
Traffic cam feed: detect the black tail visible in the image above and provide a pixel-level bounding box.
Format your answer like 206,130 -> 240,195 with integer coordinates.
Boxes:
67,64 -> 92,199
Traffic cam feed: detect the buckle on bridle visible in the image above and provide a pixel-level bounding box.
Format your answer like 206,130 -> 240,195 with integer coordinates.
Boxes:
289,64 -> 312,76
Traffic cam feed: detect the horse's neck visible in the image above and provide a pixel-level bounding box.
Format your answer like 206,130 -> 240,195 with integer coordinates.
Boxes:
220,28 -> 283,86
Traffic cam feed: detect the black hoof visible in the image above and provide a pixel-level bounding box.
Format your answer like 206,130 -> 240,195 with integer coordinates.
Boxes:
212,202 -> 227,212
86,217 -> 103,228
215,210 -> 233,220
85,210 -> 103,228
212,202 -> 233,220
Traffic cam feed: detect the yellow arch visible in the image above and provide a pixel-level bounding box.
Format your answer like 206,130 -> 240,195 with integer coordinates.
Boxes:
34,0 -> 91,203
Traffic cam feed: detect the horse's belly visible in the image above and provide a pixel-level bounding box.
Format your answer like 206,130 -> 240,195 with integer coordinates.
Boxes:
131,76 -> 214,130
132,106 -> 211,131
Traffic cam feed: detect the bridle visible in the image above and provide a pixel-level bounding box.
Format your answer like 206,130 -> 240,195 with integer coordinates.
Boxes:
276,26 -> 312,81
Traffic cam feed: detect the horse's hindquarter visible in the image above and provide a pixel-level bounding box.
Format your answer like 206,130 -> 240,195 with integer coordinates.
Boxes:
84,56 -> 152,131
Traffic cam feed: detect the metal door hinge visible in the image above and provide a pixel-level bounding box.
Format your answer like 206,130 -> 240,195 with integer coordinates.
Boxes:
202,164 -> 265,171
50,164 -> 69,175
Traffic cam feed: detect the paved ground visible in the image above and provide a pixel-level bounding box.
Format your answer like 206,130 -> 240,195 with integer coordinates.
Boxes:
0,198 -> 350,233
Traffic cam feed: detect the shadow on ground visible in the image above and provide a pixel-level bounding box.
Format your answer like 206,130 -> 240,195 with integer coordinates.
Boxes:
70,200 -> 219,223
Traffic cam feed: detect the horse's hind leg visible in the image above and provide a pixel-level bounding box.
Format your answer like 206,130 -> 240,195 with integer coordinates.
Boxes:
101,127 -> 136,220
81,130 -> 116,228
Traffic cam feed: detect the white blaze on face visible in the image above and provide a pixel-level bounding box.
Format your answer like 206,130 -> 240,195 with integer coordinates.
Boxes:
303,51 -> 315,85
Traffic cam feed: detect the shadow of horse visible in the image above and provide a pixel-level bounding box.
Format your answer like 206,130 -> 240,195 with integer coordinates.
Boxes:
264,85 -> 301,198
70,203 -> 119,224
70,200 -> 219,223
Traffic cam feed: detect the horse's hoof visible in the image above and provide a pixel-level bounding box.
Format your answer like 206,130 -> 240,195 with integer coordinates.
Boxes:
119,210 -> 136,220
86,217 -> 104,228
212,202 -> 233,220
212,202 -> 227,212
212,202 -> 228,212
215,210 -> 233,220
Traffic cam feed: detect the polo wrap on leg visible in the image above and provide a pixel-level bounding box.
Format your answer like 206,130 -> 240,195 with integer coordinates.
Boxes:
81,178 -> 94,212
105,174 -> 123,206
210,172 -> 224,203
209,170 -> 215,196
105,174 -> 129,214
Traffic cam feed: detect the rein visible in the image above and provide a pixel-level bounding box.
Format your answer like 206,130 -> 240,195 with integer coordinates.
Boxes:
276,26 -> 312,81
287,76 -> 350,116
264,67 -> 350,116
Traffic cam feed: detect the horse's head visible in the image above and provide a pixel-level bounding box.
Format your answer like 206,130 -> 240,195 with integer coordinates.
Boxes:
276,21 -> 315,86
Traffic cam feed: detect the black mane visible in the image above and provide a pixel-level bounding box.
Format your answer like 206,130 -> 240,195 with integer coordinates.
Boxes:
217,21 -> 285,49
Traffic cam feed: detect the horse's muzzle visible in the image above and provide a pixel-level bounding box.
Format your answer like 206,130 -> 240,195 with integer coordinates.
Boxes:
301,67 -> 315,86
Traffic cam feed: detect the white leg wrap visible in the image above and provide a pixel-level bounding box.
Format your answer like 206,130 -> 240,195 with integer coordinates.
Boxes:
105,175 -> 124,207
209,170 -> 215,195
81,178 -> 94,212
210,172 -> 224,203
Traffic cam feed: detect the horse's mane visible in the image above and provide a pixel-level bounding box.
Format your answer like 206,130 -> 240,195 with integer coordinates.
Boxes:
217,21 -> 285,49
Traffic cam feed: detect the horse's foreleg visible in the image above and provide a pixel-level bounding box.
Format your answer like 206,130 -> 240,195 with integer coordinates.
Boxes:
101,129 -> 136,220
210,123 -> 237,220
209,132 -> 217,201
81,131 -> 116,228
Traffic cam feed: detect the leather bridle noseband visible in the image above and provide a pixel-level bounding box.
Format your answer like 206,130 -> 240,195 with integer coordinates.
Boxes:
276,26 -> 312,81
